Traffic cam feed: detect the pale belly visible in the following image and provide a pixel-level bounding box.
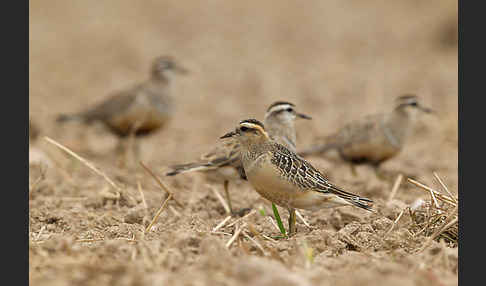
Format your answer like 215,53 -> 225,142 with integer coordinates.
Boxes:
108,106 -> 169,135
246,161 -> 351,211
203,165 -> 242,183
340,138 -> 400,163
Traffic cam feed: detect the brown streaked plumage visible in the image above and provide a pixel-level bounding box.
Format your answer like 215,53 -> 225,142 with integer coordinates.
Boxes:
222,119 -> 373,235
166,102 -> 311,215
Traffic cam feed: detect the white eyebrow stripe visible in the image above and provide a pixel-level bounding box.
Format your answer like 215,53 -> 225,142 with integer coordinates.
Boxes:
267,104 -> 293,114
240,122 -> 263,129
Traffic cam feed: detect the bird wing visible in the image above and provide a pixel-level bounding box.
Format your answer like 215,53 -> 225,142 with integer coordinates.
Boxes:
298,113 -> 385,157
77,89 -> 139,122
166,139 -> 244,177
272,143 -> 373,210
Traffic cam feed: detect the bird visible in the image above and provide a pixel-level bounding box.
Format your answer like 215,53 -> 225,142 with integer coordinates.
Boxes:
298,94 -> 433,177
56,55 -> 188,159
220,119 -> 373,236
165,101 -> 312,215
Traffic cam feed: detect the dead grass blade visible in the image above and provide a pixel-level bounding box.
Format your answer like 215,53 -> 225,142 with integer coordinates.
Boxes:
76,238 -> 105,243
209,186 -> 231,214
407,178 -> 456,206
407,174 -> 458,249
387,174 -> 403,204
139,161 -> 183,207
266,216 -> 281,234
29,165 -> 47,199
227,209 -> 256,227
385,208 -> 406,236
34,225 -> 47,242
433,172 -> 457,203
242,230 -> 267,256
44,136 -> 122,192
212,215 -> 232,232
168,205 -> 181,217
419,205 -> 458,252
137,180 -> 148,213
145,193 -> 172,233
226,224 -> 244,248
295,210 -> 311,228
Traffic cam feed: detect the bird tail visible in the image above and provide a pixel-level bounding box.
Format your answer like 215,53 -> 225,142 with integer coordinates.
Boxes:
347,196 -> 374,211
165,162 -> 215,176
327,184 -> 374,211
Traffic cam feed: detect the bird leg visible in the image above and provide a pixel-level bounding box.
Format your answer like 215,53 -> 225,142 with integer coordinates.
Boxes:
223,180 -> 233,215
224,180 -> 251,217
115,138 -> 129,168
131,139 -> 141,164
288,208 -> 297,236
350,164 -> 358,177
127,120 -> 144,167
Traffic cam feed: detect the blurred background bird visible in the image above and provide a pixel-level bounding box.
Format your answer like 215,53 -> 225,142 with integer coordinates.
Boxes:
56,56 -> 188,164
165,101 -> 312,215
299,95 -> 434,179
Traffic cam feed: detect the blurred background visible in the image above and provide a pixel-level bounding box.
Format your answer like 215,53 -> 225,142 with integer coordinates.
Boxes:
29,1 -> 458,284
29,0 -> 457,185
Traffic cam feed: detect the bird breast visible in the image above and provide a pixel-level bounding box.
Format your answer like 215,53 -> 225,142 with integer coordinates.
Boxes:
106,97 -> 170,135
244,155 -> 300,208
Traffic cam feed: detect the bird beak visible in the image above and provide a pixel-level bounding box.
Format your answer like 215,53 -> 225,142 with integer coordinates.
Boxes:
418,105 -> 434,114
220,130 -> 237,139
297,113 -> 312,120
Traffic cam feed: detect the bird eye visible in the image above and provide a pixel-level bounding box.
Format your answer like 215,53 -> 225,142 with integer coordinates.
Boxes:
286,108 -> 294,112
240,126 -> 248,132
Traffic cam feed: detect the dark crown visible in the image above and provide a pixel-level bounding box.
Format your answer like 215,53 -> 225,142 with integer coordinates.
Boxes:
396,94 -> 418,101
239,119 -> 265,129
266,101 -> 295,112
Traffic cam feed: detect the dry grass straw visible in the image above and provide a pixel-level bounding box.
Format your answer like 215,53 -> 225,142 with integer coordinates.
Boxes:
76,235 -> 138,243
295,210 -> 311,228
139,162 -> 184,233
145,193 -> 172,233
43,136 -> 136,204
212,215 -> 232,232
168,205 -> 181,217
407,174 -> 458,249
387,174 -> 403,204
433,172 -> 457,203
267,216 -> 282,234
385,207 -> 407,237
33,225 -> 47,242
242,231 -> 267,255
137,180 -> 148,214
37,142 -> 78,186
227,209 -> 257,227
209,186 -> 231,214
139,161 -> 183,207
29,164 -> 47,199
245,223 -> 282,260
408,177 -> 456,206
225,223 -> 245,248
44,136 -> 123,193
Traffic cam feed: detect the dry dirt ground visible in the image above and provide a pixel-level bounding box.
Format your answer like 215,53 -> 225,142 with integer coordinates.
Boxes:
29,0 -> 458,285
